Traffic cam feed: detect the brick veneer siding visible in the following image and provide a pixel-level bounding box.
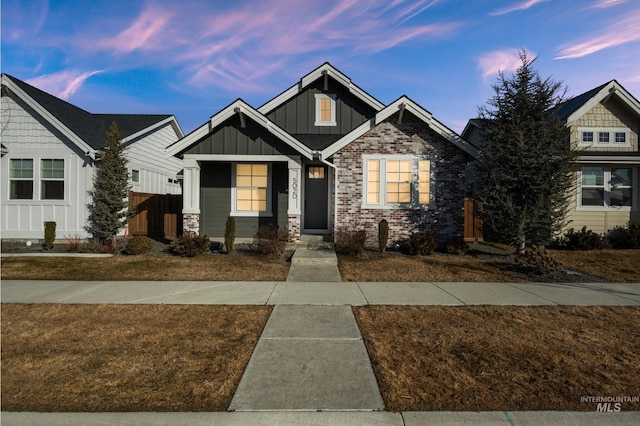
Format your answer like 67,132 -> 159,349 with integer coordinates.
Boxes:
332,113 -> 470,245
183,213 -> 200,234
288,214 -> 301,242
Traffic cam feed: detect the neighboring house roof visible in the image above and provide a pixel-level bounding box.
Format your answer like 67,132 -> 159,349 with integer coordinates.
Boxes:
555,79 -> 640,125
1,74 -> 183,154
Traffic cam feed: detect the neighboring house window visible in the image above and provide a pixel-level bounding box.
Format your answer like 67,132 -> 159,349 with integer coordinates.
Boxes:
363,156 -> 432,208
314,94 -> 336,126
9,159 -> 33,199
578,128 -> 630,147
233,163 -> 270,215
579,166 -> 634,208
131,169 -> 140,183
40,159 -> 64,200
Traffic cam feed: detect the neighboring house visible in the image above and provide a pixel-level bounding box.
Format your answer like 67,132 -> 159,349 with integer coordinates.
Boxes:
1,74 -> 184,240
167,63 -> 476,244
463,80 -> 640,235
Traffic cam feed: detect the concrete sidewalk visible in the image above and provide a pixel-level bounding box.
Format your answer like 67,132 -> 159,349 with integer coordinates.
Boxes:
2,280 -> 639,305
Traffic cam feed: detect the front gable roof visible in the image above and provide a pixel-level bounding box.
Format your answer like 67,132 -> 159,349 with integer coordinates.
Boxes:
555,80 -> 640,125
166,99 -> 313,159
322,96 -> 478,159
258,62 -> 385,115
1,74 -> 182,154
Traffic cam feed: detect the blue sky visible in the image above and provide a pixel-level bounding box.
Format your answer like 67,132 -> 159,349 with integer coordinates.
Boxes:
3,0 -> 640,134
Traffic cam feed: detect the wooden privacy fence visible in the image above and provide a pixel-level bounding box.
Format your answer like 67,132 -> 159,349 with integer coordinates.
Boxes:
128,191 -> 182,238
464,198 -> 483,243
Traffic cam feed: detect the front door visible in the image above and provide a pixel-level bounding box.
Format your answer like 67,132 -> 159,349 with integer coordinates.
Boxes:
304,165 -> 328,229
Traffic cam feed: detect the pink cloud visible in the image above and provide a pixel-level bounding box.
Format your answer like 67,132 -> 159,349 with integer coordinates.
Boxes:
490,0 -> 549,16
477,49 -> 525,79
592,0 -> 626,7
555,9 -> 640,59
26,70 -> 102,100
96,4 -> 171,53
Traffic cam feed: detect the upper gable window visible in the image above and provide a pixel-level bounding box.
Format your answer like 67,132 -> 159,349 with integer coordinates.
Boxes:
314,94 -> 336,127
578,127 -> 630,147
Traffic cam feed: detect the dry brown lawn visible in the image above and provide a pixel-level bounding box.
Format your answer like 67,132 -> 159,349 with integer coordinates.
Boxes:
339,249 -> 640,282
550,249 -> 640,282
354,305 -> 640,412
1,304 -> 272,412
1,253 -> 289,281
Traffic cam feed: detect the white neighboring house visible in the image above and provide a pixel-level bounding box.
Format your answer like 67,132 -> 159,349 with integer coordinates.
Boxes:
1,74 -> 184,240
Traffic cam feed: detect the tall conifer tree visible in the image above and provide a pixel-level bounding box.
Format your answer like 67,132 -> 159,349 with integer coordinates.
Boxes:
473,52 -> 578,253
86,121 -> 133,242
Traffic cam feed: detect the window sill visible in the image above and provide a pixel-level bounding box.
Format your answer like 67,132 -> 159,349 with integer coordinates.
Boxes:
576,206 -> 634,212
314,121 -> 337,127
231,211 -> 274,218
361,203 -> 433,210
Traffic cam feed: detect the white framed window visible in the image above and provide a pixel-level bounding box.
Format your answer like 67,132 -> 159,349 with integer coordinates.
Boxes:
231,163 -> 272,216
363,155 -> 432,208
578,166 -> 635,210
40,159 -> 65,200
578,127 -> 630,147
314,94 -> 336,126
9,159 -> 34,199
131,169 -> 140,183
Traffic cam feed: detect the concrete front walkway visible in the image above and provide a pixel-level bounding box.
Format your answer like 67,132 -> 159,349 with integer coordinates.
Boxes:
2,280 -> 639,306
229,305 -> 384,411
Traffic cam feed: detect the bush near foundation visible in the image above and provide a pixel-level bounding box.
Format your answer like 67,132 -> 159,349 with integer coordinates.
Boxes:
171,232 -> 211,257
557,226 -> 607,250
44,221 -> 56,250
401,232 -> 437,256
335,230 -> 368,256
253,225 -> 287,256
123,236 -> 154,255
608,224 -> 640,249
445,237 -> 468,255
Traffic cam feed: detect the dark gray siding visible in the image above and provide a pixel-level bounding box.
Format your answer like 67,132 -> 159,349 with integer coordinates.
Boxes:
184,114 -> 299,156
200,162 -> 288,238
265,77 -> 377,150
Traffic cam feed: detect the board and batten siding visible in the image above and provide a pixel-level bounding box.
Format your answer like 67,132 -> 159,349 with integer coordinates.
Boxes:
199,162 -> 289,239
265,79 -> 376,137
1,95 -> 94,239
184,115 -> 299,156
126,122 -> 182,195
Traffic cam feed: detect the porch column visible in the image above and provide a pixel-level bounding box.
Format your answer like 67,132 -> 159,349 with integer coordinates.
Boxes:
182,158 -> 201,234
287,156 -> 302,242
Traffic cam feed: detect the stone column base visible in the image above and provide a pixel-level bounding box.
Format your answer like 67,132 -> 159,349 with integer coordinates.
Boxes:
183,213 -> 200,235
288,214 -> 301,242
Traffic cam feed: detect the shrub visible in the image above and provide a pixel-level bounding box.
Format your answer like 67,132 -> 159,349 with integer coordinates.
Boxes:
171,232 -> 211,257
44,221 -> 56,250
559,226 -> 607,250
608,224 -> 640,249
123,236 -> 154,255
516,245 -> 563,275
401,232 -> 437,256
254,225 -> 287,256
335,229 -> 368,256
378,219 -> 389,252
225,216 -> 235,254
445,237 -> 468,255
64,234 -> 83,252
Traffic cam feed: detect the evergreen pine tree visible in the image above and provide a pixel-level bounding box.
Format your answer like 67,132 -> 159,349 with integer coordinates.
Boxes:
86,121 -> 133,242
473,51 -> 578,254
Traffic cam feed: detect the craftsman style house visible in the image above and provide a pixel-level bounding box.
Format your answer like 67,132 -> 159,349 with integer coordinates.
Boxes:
167,63 -> 476,244
463,80 -> 640,235
1,74 -> 183,240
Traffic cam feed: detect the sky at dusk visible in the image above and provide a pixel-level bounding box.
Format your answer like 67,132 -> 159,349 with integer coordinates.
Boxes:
2,0 -> 640,134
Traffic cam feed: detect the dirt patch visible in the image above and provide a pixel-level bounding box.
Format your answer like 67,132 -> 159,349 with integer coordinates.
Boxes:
1,304 -> 272,412
353,305 -> 640,411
